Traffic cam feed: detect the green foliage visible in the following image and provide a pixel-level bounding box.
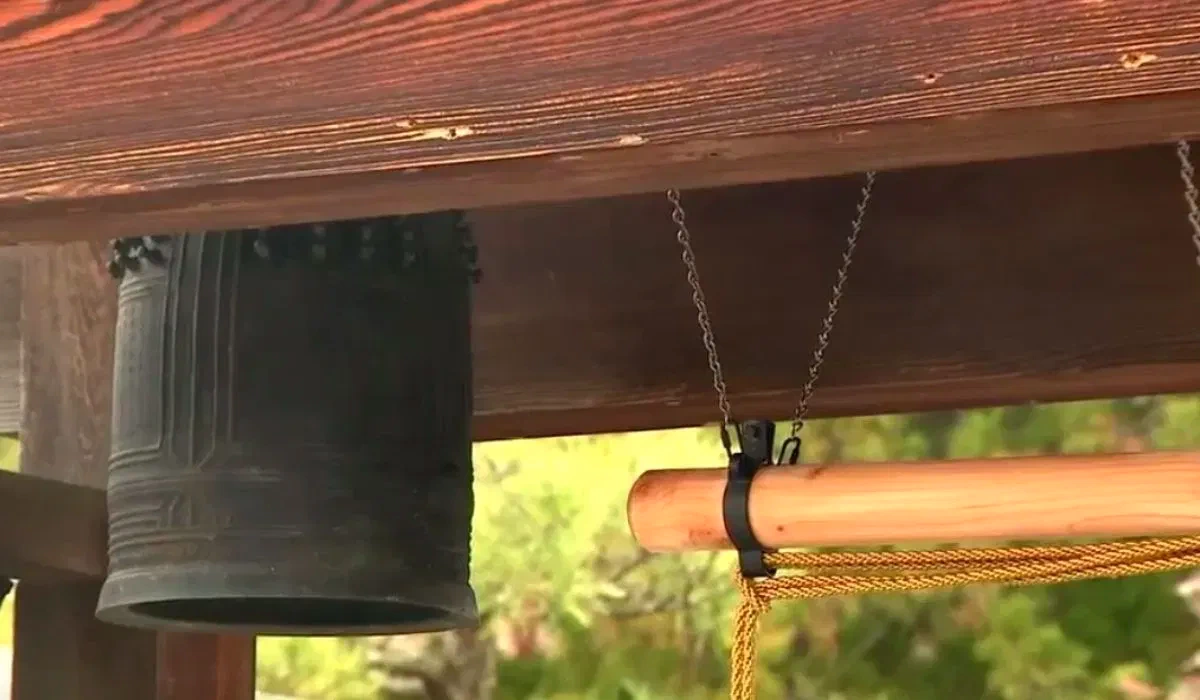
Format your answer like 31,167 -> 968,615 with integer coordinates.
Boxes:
458,397 -> 1198,700
473,430 -> 740,699
0,435 -> 17,472
974,593 -> 1102,700
256,637 -> 379,699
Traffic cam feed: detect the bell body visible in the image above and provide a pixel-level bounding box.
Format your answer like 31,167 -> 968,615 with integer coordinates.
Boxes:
97,217 -> 478,635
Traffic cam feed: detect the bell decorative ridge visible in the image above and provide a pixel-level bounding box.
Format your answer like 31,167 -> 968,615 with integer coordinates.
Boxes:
97,213 -> 480,636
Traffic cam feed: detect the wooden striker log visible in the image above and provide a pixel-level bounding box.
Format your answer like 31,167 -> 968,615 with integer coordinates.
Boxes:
627,451 -> 1200,552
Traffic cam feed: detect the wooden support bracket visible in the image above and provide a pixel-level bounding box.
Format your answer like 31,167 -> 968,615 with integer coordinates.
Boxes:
0,470 -> 106,580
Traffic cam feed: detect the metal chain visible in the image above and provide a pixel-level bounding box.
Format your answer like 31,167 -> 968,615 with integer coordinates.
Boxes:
668,172 -> 877,457
1177,140 -> 1200,266
788,171 -> 876,439
673,140 -> 1193,459
668,188 -> 737,452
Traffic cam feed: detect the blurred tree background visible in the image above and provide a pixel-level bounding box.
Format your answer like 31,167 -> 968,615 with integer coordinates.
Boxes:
5,395 -> 1200,698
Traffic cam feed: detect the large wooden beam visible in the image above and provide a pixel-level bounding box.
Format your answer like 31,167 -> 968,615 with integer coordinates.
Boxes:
467,145 -> 1200,439
3,146 -> 1200,441
15,242 -> 255,700
0,2 -> 1198,242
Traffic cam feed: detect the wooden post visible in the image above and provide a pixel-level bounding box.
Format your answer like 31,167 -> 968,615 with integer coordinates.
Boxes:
627,452 -> 1200,552
0,248 -> 19,435
14,242 -> 256,700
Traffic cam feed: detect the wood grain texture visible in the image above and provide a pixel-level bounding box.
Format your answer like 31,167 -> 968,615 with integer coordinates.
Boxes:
467,145 -> 1200,440
16,242 -> 254,700
13,581 -> 157,700
5,146 -> 1200,441
0,1 -> 1199,241
0,248 -> 18,433
20,242 -> 115,486
628,452 -> 1200,551
157,635 -> 256,700
0,470 -> 107,579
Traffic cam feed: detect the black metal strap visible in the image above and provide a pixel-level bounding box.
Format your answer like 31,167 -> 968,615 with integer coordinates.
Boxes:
722,420 -> 777,578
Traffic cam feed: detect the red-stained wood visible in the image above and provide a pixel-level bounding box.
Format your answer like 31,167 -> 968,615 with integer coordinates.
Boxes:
157,635 -> 256,700
14,242 -> 255,700
0,1 -> 1198,241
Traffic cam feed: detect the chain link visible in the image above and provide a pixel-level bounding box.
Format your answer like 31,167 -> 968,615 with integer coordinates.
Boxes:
668,188 -> 736,448
1177,140 -> 1200,267
789,171 -> 876,438
668,173 -> 877,452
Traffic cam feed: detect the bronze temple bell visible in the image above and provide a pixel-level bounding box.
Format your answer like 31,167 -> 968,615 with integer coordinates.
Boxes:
96,214 -> 480,635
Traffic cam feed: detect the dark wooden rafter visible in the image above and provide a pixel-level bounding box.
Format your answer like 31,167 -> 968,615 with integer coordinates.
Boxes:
0,1 -> 1199,241
467,144 -> 1200,439
1,146 -> 1200,440
14,242 -> 255,700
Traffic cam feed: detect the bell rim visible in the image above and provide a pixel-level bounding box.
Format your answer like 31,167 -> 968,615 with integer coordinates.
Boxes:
96,568 -> 479,636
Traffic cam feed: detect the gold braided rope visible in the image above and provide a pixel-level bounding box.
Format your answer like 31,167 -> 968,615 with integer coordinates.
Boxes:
728,535 -> 1200,699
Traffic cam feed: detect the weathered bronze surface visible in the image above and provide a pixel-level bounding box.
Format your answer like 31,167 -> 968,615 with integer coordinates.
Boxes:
97,215 -> 479,635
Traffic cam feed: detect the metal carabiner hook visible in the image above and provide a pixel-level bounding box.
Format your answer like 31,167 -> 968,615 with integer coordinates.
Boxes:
778,436 -> 802,465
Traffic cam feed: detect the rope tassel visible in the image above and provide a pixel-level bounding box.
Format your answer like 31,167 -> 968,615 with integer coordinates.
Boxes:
731,575 -> 768,699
